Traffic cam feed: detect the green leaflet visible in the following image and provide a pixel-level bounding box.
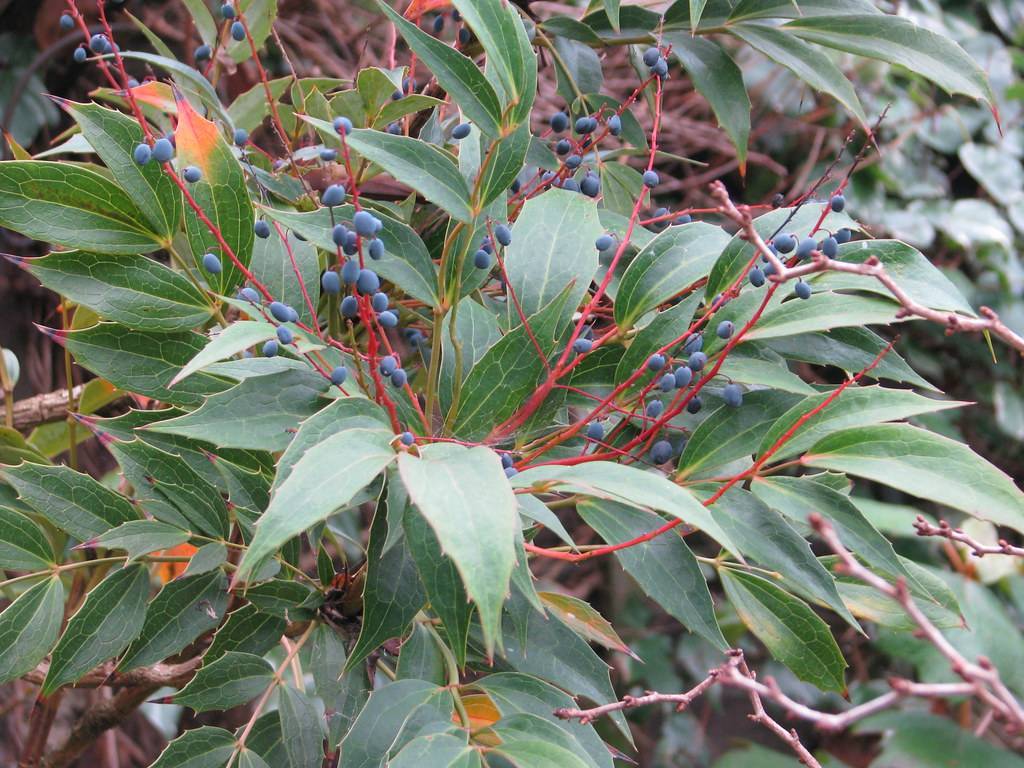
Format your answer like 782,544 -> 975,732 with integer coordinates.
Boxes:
0,577 -> 64,684
175,651 -> 274,712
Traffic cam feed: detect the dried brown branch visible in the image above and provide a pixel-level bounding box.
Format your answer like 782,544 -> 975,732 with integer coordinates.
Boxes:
709,181 -> 1024,355
913,516 -> 1024,558
22,657 -> 200,690
5,385 -> 100,431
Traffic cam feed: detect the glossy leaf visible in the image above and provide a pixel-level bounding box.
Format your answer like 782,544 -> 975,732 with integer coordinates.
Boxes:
175,651 -> 274,712
65,101 -> 182,239
148,727 -> 237,768
0,161 -> 163,254
805,423 -> 1024,533
3,462 -> 138,540
278,686 -> 326,768
503,188 -> 603,322
578,500 -> 726,649
175,93 -> 255,294
720,568 -> 847,692
0,506 -> 55,570
310,624 -> 369,746
398,443 -> 517,655
237,427 -> 396,580
93,519 -> 191,562
171,321 -> 280,385
613,292 -> 702,392
0,577 -> 64,684
440,298 -> 502,413
785,15 -> 996,107
120,570 -> 228,670
43,564 -> 150,694
206,604 -> 286,663
615,222 -> 731,329
22,250 -> 210,332
538,591 -> 635,658
345,129 -> 473,222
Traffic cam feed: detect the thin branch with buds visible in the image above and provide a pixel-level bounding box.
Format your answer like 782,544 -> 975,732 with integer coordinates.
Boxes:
710,181 -> 1024,355
914,516 -> 1024,558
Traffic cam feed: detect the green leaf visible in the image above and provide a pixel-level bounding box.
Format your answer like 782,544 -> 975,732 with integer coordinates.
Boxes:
578,500 -> 725,650
108,439 -> 229,539
491,738 -> 592,768
182,0 -> 218,46
279,686 -> 326,768
310,624 -> 369,746
21,250 -> 211,332
183,542 -> 228,577
752,476 -> 912,586
404,504 -> 473,667
244,580 -> 322,620
451,286 -> 573,440
785,14 -> 996,107
0,161 -> 164,254
389,733 -> 475,767
677,390 -> 802,478
613,292 -> 702,392
206,604 -> 286,663
248,228 -> 320,325
858,712 -> 1024,767
721,569 -> 846,692
64,101 -> 182,240
93,519 -> 190,562
707,488 -> 858,627
261,204 -> 438,308
705,205 -> 857,301
805,423 -> 1024,534
170,321 -> 280,385
615,222 -> 731,328
229,77 -> 291,133
116,52 -> 233,127
340,679 -> 454,768
175,94 -> 255,295
395,623 -> 446,685
175,651 -> 274,712
727,0 -> 880,21
538,592 -> 635,657
43,564 -> 150,694
512,462 -> 738,554
452,0 -> 537,127
237,427 -> 396,580
3,462 -> 138,540
493,589 -> 630,741
375,1 -> 502,137
0,577 -> 64,684
148,727 -> 237,768
345,129 -> 473,222
744,292 -> 904,340
476,122 -> 531,209
238,749 -> 272,768
398,444 -> 517,656
813,239 -> 976,316
552,37 -> 603,106
346,498 -> 427,672
757,385 -> 966,461
663,34 -> 750,170
728,23 -> 868,130
226,0 -> 278,62
0,506 -> 55,569
440,298 -> 502,413
152,369 -> 330,451
503,188 -> 603,322
120,570 -> 228,670
62,323 -> 230,408
475,673 -> 613,768
764,327 -> 936,391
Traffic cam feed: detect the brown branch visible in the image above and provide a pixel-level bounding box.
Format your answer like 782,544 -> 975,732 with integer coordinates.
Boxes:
22,657 -> 201,690
5,385 -> 125,432
914,516 -> 1024,558
709,181 -> 1024,356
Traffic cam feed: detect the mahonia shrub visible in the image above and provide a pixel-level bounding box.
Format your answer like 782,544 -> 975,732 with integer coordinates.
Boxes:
1,0 -> 1022,766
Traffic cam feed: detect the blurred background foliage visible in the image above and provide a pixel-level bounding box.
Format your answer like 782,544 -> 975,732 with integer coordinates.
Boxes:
0,0 -> 1022,765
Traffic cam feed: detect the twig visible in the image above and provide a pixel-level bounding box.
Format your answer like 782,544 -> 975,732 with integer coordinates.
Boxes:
710,182 -> 1024,355
914,516 -> 1024,558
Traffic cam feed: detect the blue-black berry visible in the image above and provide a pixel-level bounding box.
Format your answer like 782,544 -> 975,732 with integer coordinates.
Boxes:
550,112 -> 569,133
794,280 -> 812,300
650,440 -> 672,464
230,21 -> 245,41
390,368 -> 407,387
133,143 -> 151,165
686,396 -> 702,414
646,353 -> 666,372
269,301 -> 291,322
494,224 -> 512,246
60,13 -> 75,29
353,210 -> 378,237
322,184 -> 346,207
183,166 -> 202,183
748,267 -> 765,287
73,46 -> 87,63
340,295 -> 359,317
830,194 -> 846,212
585,422 -> 604,441
773,233 -> 796,253
276,326 -> 293,345
642,47 -> 661,67
333,116 -> 353,135
356,268 -> 380,294
573,338 -> 593,354
262,339 -> 279,357
595,234 -> 614,251
330,366 -> 348,385
321,271 -> 341,295
723,383 -> 743,408
152,137 -> 174,163
674,365 -> 693,389
371,292 -> 389,312
646,399 -> 664,419
716,320 -> 734,340
233,128 -> 249,146
688,351 -> 707,371
820,236 -> 838,257
254,220 -> 270,239
452,123 -> 471,139
642,170 -> 659,188
202,253 -> 221,273
473,249 -> 491,269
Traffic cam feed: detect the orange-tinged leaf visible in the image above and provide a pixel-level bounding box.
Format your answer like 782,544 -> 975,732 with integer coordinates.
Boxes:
158,542 -> 198,582
405,0 -> 451,19
174,93 -> 220,177
459,693 -> 502,731
131,81 -> 177,114
539,591 -> 640,660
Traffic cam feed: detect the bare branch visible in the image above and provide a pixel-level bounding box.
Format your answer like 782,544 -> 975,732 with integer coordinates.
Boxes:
710,181 -> 1024,356
914,516 -> 1024,558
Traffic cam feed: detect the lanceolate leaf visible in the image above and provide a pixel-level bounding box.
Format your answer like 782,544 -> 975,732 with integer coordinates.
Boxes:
344,129 -> 473,222
0,161 -> 163,254
175,651 -> 274,712
148,727 -> 237,768
278,686 -> 326,768
805,423 -> 1024,534
236,427 -> 396,580
502,188 -> 603,322
664,34 -> 750,171
3,462 -> 138,540
0,506 -> 55,570
21,251 -> 211,332
171,320 -> 280,385
93,519 -> 191,562
62,323 -> 231,408
398,444 -> 517,656
578,500 -> 726,650
120,570 -> 228,670
720,568 -> 847,692
65,101 -> 182,240
728,23 -> 869,130
175,93 -> 255,294
43,564 -> 150,694
785,15 -> 996,108
0,577 -> 64,684
375,1 -> 503,137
